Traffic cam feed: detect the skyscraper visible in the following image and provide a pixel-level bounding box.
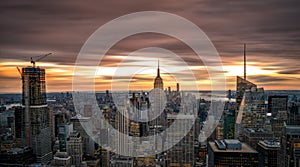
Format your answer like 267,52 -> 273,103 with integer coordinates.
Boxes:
154,60 -> 163,90
67,131 -> 83,166
58,123 -> 73,152
236,76 -> 257,108
22,66 -> 52,163
236,44 -> 257,108
150,60 -> 166,130
70,115 -> 94,157
268,95 -> 288,118
280,124 -> 300,167
235,87 -> 266,141
257,140 -> 280,167
14,106 -> 24,139
166,114 -> 195,166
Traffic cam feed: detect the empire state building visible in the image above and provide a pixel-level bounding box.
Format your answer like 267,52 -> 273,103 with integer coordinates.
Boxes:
154,60 -> 163,90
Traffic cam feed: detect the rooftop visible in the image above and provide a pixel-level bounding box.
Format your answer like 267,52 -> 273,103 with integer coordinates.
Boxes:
209,140 -> 257,153
258,140 -> 280,149
224,139 -> 240,145
285,125 -> 300,134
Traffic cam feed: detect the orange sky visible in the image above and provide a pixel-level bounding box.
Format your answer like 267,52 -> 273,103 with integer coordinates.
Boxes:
0,57 -> 299,93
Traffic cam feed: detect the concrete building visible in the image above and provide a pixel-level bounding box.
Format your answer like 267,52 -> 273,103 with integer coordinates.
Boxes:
14,106 -> 24,139
166,114 -> 195,167
51,151 -> 71,167
58,123 -> 73,152
243,128 -> 274,149
110,155 -> 134,167
256,140 -> 280,167
268,95 -> 288,118
70,115 -> 95,157
0,147 -> 35,166
67,131 -> 83,166
208,139 -> 258,167
280,124 -> 300,167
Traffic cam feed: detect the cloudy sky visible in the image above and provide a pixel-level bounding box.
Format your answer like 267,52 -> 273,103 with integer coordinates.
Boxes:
0,0 -> 299,93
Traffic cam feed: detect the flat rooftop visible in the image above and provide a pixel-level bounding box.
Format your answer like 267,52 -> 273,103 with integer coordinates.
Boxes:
258,140 -> 280,149
209,141 -> 257,153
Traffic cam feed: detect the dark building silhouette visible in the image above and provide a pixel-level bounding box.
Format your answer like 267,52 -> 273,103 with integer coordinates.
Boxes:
236,76 -> 257,108
280,124 -> 300,167
0,147 -> 35,166
154,60 -> 163,90
268,95 -> 288,117
257,140 -> 280,167
14,106 -> 24,139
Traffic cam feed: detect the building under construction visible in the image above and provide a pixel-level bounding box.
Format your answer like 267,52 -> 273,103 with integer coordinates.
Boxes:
21,66 -> 52,164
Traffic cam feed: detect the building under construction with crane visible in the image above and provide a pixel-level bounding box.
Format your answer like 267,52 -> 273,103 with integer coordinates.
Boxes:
17,53 -> 53,164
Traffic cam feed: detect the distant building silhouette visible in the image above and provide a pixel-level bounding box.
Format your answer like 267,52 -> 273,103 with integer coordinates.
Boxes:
154,60 -> 163,90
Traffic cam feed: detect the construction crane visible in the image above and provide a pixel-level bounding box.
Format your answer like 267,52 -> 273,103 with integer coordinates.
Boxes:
16,66 -> 22,79
30,53 -> 52,68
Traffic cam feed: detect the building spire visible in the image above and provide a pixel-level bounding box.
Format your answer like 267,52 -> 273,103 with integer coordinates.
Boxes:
157,59 -> 160,77
244,43 -> 246,80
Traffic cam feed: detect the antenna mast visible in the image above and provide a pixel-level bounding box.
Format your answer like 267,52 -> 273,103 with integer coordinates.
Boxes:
244,43 -> 246,80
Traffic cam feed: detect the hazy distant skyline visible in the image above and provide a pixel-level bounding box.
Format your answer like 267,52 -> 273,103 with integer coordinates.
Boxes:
0,0 -> 299,93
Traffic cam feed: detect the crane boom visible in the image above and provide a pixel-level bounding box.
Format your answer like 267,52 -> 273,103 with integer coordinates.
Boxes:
30,53 -> 52,67
16,66 -> 22,78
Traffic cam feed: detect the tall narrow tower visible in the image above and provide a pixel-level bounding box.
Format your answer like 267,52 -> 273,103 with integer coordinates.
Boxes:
244,43 -> 246,80
22,66 -> 52,163
154,59 -> 164,90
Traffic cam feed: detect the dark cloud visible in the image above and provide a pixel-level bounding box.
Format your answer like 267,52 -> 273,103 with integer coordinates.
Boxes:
248,75 -> 292,83
0,0 -> 299,64
278,69 -> 300,75
0,0 -> 299,91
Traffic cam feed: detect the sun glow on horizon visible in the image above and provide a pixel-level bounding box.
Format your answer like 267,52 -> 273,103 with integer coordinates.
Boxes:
0,59 -> 298,93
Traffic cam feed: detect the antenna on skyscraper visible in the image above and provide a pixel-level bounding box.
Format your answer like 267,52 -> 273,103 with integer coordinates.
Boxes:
157,58 -> 160,77
244,43 -> 246,80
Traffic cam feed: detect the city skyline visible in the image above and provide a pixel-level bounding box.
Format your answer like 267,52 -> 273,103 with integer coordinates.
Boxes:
0,1 -> 300,93
1,1 -> 300,166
